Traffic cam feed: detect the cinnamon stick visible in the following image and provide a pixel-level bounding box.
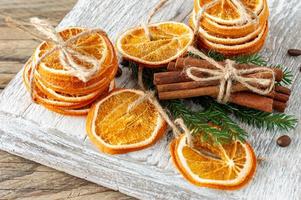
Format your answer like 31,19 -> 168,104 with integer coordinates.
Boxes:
156,80 -> 220,92
158,84 -> 252,100
154,69 -> 281,86
275,85 -> 291,95
273,100 -> 287,112
158,88 -> 274,112
167,58 -> 284,82
156,81 -> 290,103
274,92 -> 290,103
154,71 -> 277,86
230,92 -> 273,113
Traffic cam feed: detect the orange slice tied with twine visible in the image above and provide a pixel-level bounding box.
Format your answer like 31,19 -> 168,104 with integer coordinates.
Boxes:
117,22 -> 194,67
170,134 -> 257,190
116,0 -> 194,67
17,17 -> 118,115
86,89 -> 167,154
191,0 -> 269,56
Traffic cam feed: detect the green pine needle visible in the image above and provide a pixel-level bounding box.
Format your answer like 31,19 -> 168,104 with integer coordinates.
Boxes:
207,101 -> 297,132
233,54 -> 267,66
234,108 -> 297,131
273,64 -> 293,86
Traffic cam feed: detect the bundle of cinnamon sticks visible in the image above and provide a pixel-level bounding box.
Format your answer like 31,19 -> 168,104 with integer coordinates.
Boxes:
154,57 -> 291,113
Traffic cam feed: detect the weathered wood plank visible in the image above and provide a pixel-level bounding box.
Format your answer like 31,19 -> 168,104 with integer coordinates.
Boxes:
0,62 -> 23,74
0,0 -> 300,199
0,74 -> 15,89
0,151 -> 135,200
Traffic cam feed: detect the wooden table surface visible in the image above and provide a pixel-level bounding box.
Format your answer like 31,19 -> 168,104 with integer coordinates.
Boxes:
0,0 -> 133,199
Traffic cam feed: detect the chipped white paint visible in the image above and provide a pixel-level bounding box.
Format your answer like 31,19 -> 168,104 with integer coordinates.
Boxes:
0,0 -> 301,199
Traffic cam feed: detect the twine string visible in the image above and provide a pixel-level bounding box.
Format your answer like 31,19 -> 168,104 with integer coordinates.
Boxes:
186,46 -> 275,103
194,0 -> 220,35
127,66 -> 184,139
175,118 -> 194,147
142,0 -> 169,41
3,15 -> 46,42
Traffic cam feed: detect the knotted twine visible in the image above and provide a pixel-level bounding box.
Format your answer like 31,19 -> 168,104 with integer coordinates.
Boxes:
186,46 -> 275,103
3,15 -> 107,99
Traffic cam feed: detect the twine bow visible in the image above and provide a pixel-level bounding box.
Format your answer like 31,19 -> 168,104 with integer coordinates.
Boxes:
186,47 -> 275,103
2,15 -> 108,100
28,17 -> 106,83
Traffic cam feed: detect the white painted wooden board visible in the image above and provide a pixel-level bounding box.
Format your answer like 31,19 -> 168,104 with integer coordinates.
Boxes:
0,0 -> 301,199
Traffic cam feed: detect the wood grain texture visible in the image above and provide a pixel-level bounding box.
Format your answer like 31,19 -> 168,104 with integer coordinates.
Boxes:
0,150 -> 135,200
0,0 -> 133,199
0,0 -> 300,199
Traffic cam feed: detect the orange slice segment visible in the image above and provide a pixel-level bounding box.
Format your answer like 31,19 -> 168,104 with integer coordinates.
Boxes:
86,89 -> 167,154
241,0 -> 264,14
170,135 -> 256,190
116,22 -> 194,66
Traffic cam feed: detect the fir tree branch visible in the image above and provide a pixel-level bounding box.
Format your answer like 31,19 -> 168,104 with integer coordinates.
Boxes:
194,97 -> 297,132
220,104 -> 297,131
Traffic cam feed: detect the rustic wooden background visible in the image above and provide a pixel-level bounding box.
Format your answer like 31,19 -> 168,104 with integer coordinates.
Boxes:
0,0 -> 133,199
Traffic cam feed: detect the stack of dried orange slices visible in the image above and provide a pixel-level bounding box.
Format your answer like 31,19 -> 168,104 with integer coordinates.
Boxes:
190,0 -> 269,56
23,27 -> 118,116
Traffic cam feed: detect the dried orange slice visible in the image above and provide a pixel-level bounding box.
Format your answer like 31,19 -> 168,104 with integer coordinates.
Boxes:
192,0 -> 269,38
170,135 -> 256,190
197,22 -> 268,55
86,89 -> 167,154
195,0 -> 265,26
41,105 -> 90,116
116,22 -> 194,67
